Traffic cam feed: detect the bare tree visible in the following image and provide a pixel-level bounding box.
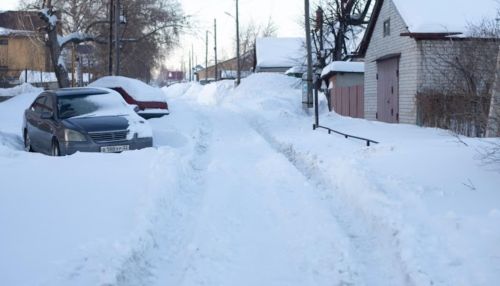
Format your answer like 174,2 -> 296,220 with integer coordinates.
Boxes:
311,0 -> 374,69
416,18 -> 500,137
22,0 -> 185,86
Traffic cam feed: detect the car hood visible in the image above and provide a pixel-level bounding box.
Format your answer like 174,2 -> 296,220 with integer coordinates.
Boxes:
63,116 -> 129,133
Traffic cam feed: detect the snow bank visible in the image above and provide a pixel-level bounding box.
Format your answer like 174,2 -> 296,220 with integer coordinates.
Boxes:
0,83 -> 42,97
90,76 -> 165,102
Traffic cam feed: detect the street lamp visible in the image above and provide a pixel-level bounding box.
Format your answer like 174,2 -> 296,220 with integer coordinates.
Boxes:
224,0 -> 241,86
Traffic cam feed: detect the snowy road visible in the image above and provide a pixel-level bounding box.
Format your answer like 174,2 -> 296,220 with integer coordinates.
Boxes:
152,106 -> 361,285
128,100 -> 414,286
1,75 -> 499,286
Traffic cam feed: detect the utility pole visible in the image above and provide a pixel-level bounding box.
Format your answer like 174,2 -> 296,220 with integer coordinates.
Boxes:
114,0 -> 120,75
205,30 -> 208,82
305,0 -> 314,113
235,0 -> 241,86
214,18 -> 218,81
191,44 -> 196,81
189,49 -> 192,82
108,0 -> 113,75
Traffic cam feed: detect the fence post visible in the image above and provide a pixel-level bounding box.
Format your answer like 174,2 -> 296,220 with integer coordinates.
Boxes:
24,68 -> 27,83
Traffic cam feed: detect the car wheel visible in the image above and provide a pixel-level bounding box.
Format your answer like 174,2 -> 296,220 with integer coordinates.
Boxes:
24,130 -> 33,152
51,139 -> 60,157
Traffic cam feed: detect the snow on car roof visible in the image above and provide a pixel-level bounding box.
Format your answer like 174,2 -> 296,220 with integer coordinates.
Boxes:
89,76 -> 166,102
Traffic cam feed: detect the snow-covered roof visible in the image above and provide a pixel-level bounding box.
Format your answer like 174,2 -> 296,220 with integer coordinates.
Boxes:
89,76 -> 165,102
0,27 -> 33,36
321,61 -> 364,78
285,66 -> 307,75
256,37 -> 305,68
392,0 -> 499,33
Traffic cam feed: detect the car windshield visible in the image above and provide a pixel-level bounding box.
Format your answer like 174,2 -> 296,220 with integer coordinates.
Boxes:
57,92 -> 128,119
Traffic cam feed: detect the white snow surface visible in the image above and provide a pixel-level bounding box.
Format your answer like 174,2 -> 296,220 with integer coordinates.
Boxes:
392,0 -> 499,33
1,73 -> 500,285
0,83 -> 42,97
256,37 -> 305,68
321,61 -> 364,78
0,27 -> 33,36
90,76 -> 166,102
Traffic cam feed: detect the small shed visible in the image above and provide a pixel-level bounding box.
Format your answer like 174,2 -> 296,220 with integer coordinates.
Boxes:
321,61 -> 364,118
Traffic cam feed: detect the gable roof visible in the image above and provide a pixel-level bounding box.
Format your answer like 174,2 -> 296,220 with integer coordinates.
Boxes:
393,0 -> 498,33
356,0 -> 499,57
256,37 -> 305,68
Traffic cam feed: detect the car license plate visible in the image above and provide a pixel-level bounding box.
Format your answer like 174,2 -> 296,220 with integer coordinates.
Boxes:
101,145 -> 130,153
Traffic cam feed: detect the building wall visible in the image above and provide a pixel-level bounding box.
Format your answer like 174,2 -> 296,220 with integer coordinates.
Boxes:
364,0 -> 419,123
0,35 -> 48,75
330,73 -> 364,88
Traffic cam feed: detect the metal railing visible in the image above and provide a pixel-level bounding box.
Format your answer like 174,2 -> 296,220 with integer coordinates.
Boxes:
313,124 -> 379,147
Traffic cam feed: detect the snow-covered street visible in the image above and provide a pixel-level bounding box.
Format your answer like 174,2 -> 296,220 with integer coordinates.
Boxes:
1,74 -> 500,285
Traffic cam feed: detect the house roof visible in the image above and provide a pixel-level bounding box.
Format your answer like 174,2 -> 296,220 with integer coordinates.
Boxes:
0,10 -> 45,31
256,37 -> 305,68
392,0 -> 498,34
321,61 -> 364,79
356,0 -> 499,57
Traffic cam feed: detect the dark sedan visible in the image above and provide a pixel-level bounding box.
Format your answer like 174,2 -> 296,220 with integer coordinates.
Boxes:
23,88 -> 153,156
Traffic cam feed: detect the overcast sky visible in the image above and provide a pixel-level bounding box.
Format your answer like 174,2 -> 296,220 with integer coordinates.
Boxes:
0,0 -> 305,70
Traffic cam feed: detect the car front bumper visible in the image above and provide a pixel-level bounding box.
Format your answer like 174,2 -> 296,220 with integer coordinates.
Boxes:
59,137 -> 153,156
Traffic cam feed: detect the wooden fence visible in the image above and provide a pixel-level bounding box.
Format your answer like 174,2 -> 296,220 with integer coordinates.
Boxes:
331,85 -> 364,118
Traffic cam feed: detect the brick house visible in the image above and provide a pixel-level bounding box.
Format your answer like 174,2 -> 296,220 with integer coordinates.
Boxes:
356,0 -> 499,125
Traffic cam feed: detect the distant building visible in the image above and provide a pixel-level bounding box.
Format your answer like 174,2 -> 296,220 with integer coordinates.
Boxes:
157,67 -> 184,86
255,37 -> 305,73
195,50 -> 255,83
0,11 -> 52,86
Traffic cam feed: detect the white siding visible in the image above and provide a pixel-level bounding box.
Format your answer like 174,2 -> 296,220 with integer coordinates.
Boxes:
364,0 -> 419,123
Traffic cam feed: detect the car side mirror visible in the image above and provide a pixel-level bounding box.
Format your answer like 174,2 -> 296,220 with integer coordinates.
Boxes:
41,111 -> 54,119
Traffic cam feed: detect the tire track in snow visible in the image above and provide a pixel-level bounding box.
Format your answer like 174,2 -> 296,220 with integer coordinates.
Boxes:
169,111 -> 363,286
248,118 -> 419,286
112,113 -> 214,286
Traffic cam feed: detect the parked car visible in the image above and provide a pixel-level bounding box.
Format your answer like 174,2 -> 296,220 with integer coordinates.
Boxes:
23,87 -> 153,156
89,76 -> 169,119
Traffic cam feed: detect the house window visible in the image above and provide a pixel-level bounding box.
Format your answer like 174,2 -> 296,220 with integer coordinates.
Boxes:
0,39 -> 8,45
383,19 -> 391,37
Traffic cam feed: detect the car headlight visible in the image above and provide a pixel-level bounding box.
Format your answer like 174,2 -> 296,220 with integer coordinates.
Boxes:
64,129 -> 87,142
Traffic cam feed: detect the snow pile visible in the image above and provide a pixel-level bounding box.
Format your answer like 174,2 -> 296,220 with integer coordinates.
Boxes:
90,76 -> 165,102
392,0 -> 498,33
161,82 -> 193,99
0,88 -> 40,135
0,83 -> 42,97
